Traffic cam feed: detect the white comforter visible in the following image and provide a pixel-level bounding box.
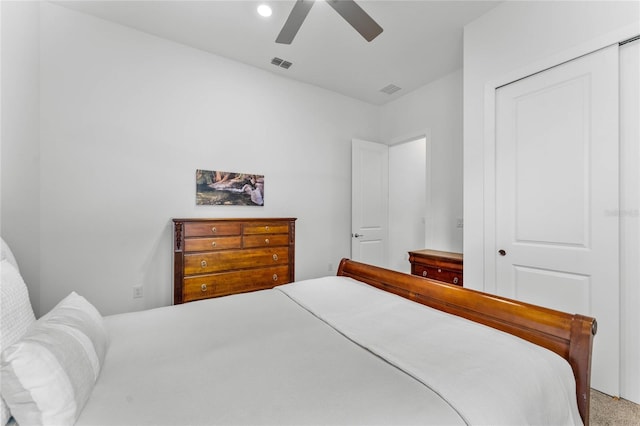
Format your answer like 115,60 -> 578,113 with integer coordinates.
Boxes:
278,277 -> 582,425
76,276 -> 582,425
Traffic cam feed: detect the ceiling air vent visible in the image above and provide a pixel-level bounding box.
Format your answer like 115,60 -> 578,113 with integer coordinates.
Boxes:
380,84 -> 401,95
271,57 -> 292,69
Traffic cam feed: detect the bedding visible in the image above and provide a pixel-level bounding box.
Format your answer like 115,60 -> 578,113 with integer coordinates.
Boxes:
1,257 -> 36,426
74,275 -> 582,426
1,239 -> 19,271
279,277 -> 582,425
1,249 -> 594,426
75,286 -> 465,425
1,292 -> 108,425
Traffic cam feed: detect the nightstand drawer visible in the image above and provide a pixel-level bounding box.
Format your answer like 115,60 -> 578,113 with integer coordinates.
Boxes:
409,249 -> 463,287
413,265 -> 462,286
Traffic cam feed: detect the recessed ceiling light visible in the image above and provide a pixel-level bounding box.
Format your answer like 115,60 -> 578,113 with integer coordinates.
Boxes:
257,4 -> 272,18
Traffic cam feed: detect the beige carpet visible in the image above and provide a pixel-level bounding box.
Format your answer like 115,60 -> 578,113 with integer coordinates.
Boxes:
591,389 -> 640,425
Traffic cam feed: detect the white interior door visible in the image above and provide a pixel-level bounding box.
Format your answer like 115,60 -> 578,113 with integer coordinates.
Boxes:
351,139 -> 389,268
495,45 -> 620,395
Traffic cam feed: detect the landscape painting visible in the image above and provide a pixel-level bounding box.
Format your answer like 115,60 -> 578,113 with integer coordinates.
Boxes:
196,169 -> 264,206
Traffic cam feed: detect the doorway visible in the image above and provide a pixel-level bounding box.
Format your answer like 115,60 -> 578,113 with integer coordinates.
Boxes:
351,136 -> 429,272
388,136 -> 428,273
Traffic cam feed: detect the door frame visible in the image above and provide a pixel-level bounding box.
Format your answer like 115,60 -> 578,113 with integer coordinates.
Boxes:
351,131 -> 433,270
619,38 -> 640,403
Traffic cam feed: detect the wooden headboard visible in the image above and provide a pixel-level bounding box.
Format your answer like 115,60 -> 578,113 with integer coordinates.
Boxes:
337,258 -> 597,425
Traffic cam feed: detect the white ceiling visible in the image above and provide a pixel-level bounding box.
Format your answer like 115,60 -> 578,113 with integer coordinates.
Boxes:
54,0 -> 500,105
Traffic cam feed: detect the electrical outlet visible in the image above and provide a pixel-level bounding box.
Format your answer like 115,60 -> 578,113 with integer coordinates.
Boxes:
133,285 -> 143,299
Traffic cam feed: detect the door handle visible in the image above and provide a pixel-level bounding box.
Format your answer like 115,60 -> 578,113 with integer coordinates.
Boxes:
353,233 -> 364,238
498,249 -> 507,256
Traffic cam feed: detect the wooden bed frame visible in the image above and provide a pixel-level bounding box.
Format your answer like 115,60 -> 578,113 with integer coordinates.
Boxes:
337,258 -> 597,425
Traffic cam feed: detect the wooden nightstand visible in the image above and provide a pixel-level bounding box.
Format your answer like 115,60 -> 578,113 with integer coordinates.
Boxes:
408,249 -> 463,286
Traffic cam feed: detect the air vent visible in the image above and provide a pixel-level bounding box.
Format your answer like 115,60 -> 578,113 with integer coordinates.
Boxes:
271,57 -> 293,69
380,84 -> 401,95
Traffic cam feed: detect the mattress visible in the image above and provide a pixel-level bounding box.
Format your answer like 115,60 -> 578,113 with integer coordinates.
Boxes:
76,276 -> 582,425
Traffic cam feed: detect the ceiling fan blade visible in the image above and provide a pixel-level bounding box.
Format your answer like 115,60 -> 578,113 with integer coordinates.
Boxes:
325,0 -> 383,42
276,0 -> 315,44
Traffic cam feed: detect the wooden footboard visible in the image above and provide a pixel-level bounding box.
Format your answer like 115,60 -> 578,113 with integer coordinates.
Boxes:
337,258 -> 597,425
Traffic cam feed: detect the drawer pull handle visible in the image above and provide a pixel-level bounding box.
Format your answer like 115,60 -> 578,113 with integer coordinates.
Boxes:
211,227 -> 217,233
201,260 -> 207,268
272,254 -> 278,261
453,277 -> 459,285
265,226 -> 269,231
201,284 -> 207,292
438,268 -> 442,273
272,274 -> 278,281
265,238 -> 270,245
422,271 -> 427,277
211,241 -> 217,247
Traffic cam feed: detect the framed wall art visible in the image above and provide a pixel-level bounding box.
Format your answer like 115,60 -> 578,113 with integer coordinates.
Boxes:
196,169 -> 264,206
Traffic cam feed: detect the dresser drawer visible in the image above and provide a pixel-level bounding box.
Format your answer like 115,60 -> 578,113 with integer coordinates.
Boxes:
413,265 -> 463,286
243,223 -> 290,235
184,236 -> 242,252
184,222 -> 241,237
184,247 -> 289,275
243,234 -> 290,248
183,265 -> 290,302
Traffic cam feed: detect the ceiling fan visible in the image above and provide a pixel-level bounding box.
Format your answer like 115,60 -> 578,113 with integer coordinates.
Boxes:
276,0 -> 383,44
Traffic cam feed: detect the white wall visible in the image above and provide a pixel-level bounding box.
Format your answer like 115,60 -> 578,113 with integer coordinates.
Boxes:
380,69 -> 463,253
10,2 -> 378,316
463,0 -> 639,401
2,2 -> 466,319
0,0 -> 41,314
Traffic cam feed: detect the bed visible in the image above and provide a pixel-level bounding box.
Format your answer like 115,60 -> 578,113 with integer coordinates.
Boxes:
1,245 -> 596,426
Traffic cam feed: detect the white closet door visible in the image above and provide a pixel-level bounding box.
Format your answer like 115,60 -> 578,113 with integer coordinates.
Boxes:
495,45 -> 619,395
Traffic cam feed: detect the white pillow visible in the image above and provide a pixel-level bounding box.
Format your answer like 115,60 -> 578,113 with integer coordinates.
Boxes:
1,292 -> 108,426
0,238 -> 19,272
1,260 -> 36,425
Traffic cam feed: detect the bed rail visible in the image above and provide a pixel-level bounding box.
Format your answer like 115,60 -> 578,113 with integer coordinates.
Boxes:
337,258 -> 596,425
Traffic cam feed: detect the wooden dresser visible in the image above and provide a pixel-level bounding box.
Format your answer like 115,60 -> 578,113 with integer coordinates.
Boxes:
173,218 -> 296,304
408,249 -> 463,286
